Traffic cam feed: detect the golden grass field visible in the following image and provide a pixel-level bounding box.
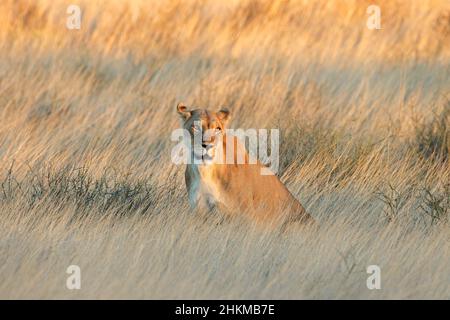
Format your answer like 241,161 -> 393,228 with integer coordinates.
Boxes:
0,0 -> 449,299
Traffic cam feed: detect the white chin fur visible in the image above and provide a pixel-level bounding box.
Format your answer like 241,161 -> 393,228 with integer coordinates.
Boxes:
192,146 -> 215,164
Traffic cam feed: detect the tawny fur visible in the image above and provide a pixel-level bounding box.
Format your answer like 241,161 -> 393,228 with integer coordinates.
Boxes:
177,103 -> 314,227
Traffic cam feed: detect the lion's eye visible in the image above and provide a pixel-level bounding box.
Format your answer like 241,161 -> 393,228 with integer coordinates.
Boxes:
216,127 -> 222,132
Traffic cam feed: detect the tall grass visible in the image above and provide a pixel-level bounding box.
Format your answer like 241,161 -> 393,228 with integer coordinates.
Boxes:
0,0 -> 449,299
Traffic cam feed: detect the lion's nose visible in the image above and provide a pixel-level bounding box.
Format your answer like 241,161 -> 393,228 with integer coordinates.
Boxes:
202,143 -> 214,150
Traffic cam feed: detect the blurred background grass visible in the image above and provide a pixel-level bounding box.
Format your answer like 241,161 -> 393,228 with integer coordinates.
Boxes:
0,0 -> 449,299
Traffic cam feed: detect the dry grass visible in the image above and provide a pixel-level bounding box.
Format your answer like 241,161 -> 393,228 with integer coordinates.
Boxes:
0,0 -> 449,299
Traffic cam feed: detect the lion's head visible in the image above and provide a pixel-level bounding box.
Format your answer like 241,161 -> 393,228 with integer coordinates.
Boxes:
176,103 -> 230,164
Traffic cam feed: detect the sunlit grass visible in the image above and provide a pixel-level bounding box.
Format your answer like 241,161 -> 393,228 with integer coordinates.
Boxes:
0,0 -> 449,299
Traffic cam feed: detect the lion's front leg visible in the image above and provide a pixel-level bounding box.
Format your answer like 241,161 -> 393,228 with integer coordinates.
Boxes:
187,181 -> 200,210
191,189 -> 217,214
185,166 -> 217,213
186,180 -> 215,213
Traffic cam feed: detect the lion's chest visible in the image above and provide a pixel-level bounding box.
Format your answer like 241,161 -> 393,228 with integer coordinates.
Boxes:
186,165 -> 227,209
197,167 -> 224,203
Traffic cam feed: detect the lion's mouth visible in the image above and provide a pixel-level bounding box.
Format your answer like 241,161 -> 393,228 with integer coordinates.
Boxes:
193,147 -> 214,163
194,153 -> 213,160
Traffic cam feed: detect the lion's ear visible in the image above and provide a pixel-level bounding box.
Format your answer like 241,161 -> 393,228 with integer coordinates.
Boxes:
177,103 -> 191,120
217,108 -> 230,124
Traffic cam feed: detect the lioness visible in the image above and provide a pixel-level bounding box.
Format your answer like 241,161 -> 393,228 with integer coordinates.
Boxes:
176,103 -> 314,227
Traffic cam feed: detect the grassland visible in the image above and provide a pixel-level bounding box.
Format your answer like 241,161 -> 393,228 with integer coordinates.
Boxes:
0,0 -> 449,299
